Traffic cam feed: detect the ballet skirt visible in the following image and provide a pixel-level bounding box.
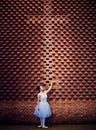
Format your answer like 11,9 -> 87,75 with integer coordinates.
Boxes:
34,91 -> 52,118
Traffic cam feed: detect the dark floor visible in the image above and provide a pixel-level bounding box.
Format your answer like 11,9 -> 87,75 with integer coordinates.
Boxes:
0,124 -> 96,130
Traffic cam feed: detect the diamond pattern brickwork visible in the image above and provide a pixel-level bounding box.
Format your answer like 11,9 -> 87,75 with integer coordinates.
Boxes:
0,0 -> 96,123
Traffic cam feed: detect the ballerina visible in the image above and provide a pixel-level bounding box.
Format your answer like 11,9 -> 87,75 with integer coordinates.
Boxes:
34,83 -> 53,128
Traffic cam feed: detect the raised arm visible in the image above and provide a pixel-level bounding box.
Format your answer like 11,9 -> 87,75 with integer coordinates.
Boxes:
46,83 -> 53,93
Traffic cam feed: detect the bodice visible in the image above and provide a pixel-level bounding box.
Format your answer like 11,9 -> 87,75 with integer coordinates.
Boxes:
38,91 -> 47,102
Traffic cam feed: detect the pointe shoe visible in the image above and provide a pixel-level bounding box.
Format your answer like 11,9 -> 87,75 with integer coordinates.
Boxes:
42,126 -> 48,128
38,125 -> 42,128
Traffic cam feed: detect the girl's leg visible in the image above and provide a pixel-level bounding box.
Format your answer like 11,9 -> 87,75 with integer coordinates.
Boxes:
38,118 -> 43,127
41,118 -> 43,126
42,118 -> 48,128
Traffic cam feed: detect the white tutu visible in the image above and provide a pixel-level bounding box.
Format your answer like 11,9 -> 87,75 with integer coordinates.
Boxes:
34,91 -> 52,118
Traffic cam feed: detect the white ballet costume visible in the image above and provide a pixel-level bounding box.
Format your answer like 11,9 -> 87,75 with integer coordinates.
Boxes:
34,91 -> 52,128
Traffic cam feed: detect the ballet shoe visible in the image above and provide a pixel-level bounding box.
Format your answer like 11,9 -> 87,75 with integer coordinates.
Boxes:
38,125 -> 42,128
42,126 -> 48,128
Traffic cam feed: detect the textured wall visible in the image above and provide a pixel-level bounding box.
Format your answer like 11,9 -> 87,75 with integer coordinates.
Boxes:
0,0 -> 96,124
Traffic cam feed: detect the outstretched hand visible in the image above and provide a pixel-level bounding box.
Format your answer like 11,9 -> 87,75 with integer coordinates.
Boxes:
51,82 -> 53,86
46,82 -> 53,93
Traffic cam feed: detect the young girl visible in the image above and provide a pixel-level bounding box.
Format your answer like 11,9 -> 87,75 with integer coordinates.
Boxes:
34,83 -> 52,128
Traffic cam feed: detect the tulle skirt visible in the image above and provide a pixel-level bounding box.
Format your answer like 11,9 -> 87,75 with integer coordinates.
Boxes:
34,101 -> 52,118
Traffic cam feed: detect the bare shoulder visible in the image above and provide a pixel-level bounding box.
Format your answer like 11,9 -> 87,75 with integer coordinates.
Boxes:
38,92 -> 41,96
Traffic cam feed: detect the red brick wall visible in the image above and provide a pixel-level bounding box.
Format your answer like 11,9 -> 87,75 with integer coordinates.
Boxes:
0,0 -> 96,124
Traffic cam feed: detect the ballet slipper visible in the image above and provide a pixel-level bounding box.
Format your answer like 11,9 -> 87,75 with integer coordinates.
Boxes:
42,126 -> 48,128
38,125 -> 42,127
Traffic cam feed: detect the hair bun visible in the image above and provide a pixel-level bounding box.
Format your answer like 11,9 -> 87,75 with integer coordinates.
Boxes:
36,86 -> 40,91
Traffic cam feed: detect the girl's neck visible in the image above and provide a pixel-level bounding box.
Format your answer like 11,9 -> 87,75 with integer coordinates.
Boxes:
41,90 -> 44,93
